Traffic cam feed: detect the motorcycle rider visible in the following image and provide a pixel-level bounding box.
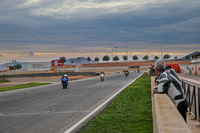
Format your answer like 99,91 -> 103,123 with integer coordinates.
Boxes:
99,72 -> 105,81
137,68 -> 140,73
123,70 -> 129,77
61,74 -> 68,89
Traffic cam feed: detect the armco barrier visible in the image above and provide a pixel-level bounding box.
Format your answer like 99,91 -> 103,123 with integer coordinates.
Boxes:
151,77 -> 192,133
0,72 -> 97,78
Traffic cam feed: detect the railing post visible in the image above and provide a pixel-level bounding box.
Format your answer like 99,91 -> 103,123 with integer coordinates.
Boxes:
190,86 -> 197,119
186,84 -> 191,112
182,81 -> 186,94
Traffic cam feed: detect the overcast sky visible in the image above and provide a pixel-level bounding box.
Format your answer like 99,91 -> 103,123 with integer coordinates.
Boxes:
0,0 -> 200,64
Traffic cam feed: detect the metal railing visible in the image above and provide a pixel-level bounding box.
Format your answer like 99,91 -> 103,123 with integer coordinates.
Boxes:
182,81 -> 200,121
199,87 -> 200,122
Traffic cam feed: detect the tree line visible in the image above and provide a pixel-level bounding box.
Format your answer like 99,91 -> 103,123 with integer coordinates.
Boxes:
9,64 -> 22,70
60,54 -> 176,62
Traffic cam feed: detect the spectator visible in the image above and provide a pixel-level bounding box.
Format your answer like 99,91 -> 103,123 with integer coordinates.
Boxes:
152,60 -> 188,122
149,65 -> 155,76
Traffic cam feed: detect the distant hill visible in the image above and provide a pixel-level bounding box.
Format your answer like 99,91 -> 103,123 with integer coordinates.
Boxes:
179,51 -> 200,60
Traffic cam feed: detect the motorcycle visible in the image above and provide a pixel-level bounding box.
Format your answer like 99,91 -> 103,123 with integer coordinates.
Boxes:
61,77 -> 68,89
125,71 -> 129,77
123,70 -> 129,78
99,72 -> 105,81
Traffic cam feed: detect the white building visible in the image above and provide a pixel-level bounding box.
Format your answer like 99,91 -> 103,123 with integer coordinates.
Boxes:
191,53 -> 200,75
27,62 -> 50,71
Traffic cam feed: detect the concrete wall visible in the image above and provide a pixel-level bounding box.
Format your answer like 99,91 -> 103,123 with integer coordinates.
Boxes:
51,60 -> 191,73
81,60 -> 191,68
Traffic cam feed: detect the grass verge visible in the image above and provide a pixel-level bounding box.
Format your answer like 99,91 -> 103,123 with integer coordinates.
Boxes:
0,82 -> 51,92
79,73 -> 152,133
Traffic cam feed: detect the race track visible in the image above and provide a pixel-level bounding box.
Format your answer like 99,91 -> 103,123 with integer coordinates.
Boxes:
0,72 -> 141,133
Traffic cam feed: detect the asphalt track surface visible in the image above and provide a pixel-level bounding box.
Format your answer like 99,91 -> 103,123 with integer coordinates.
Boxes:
0,72 -> 141,133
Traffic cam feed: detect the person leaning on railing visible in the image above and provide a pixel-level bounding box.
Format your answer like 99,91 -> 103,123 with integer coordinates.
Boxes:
152,60 -> 189,122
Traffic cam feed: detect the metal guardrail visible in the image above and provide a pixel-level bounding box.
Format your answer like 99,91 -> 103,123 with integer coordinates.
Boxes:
182,81 -> 200,121
0,72 -> 97,78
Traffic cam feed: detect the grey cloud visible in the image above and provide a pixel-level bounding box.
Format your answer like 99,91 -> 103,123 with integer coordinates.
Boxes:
1,0 -> 199,26
0,0 -> 200,51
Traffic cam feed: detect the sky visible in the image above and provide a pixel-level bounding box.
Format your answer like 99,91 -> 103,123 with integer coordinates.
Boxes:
0,0 -> 200,64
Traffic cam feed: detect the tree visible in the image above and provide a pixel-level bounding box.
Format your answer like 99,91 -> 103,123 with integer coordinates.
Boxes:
185,55 -> 190,59
94,57 -> 99,61
163,54 -> 170,59
59,56 -> 66,62
113,56 -> 119,62
132,55 -> 138,60
9,66 -> 15,70
9,64 -> 22,70
102,55 -> 110,62
143,55 -> 149,60
15,64 -> 22,70
87,57 -> 91,61
123,55 -> 128,61
154,56 -> 159,60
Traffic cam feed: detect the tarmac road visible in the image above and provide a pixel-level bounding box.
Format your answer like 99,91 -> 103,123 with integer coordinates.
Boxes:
0,72 -> 141,133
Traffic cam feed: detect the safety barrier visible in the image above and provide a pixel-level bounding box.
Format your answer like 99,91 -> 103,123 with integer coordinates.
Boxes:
0,72 -> 97,78
182,81 -> 200,122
